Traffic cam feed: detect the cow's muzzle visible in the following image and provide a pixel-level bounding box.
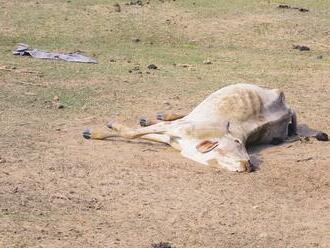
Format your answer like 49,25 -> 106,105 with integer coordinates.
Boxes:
240,160 -> 254,172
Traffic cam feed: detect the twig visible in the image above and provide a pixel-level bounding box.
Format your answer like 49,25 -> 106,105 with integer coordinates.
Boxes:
296,157 -> 313,162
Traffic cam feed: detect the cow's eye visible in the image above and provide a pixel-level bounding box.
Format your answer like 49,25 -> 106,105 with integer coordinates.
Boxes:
234,139 -> 240,144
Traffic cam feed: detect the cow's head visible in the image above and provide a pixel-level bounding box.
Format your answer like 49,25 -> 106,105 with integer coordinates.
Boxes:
196,124 -> 253,172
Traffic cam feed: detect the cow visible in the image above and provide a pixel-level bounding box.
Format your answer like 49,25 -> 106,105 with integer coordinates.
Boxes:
83,83 -> 298,172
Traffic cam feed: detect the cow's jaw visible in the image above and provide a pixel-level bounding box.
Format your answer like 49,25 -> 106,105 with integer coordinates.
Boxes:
178,136 -> 253,172
214,156 -> 252,172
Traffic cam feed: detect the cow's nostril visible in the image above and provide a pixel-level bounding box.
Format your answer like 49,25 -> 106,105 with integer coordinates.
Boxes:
239,160 -> 252,172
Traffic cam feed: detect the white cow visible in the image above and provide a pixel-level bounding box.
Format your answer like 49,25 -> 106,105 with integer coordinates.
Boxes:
83,83 -> 298,172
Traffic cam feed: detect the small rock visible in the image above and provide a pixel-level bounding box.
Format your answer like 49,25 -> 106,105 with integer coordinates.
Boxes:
298,8 -> 309,12
109,58 -> 116,62
52,101 -> 64,109
127,0 -> 143,6
0,157 -> 6,163
56,103 -> 64,109
277,4 -> 309,12
152,242 -> 173,248
203,59 -> 212,64
278,4 -> 290,9
113,3 -> 121,12
132,65 -> 140,71
51,96 -> 64,109
147,64 -> 158,69
132,38 -> 140,43
293,45 -> 310,51
316,55 -> 323,59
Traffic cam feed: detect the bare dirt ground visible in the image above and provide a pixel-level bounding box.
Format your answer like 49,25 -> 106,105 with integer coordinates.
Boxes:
0,0 -> 329,247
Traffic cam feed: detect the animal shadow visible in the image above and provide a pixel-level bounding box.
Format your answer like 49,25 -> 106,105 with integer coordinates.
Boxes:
247,124 -> 328,170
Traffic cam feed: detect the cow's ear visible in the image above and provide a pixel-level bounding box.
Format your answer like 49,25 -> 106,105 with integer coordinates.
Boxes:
196,140 -> 219,153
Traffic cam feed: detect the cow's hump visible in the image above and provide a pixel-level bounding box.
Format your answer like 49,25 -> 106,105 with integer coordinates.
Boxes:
216,88 -> 263,121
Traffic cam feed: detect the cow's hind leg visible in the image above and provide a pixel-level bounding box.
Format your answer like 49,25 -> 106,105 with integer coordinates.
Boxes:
107,121 -> 174,144
108,121 -> 171,139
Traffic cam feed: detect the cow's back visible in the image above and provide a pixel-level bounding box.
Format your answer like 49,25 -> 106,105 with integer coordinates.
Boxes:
186,83 -> 283,122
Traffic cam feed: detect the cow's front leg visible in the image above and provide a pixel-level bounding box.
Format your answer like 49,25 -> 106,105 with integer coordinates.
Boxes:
82,128 -> 117,140
156,112 -> 186,121
139,112 -> 186,127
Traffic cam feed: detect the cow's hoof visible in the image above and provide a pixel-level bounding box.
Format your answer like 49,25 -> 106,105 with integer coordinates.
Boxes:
315,132 -> 328,141
139,117 -> 150,127
156,112 -> 165,120
288,123 -> 297,136
83,128 -> 92,139
271,137 -> 284,145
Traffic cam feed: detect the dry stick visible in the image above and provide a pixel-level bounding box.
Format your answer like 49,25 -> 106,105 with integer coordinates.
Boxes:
296,157 -> 313,163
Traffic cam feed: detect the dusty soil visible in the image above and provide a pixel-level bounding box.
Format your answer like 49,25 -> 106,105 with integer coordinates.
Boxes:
0,1 -> 329,247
